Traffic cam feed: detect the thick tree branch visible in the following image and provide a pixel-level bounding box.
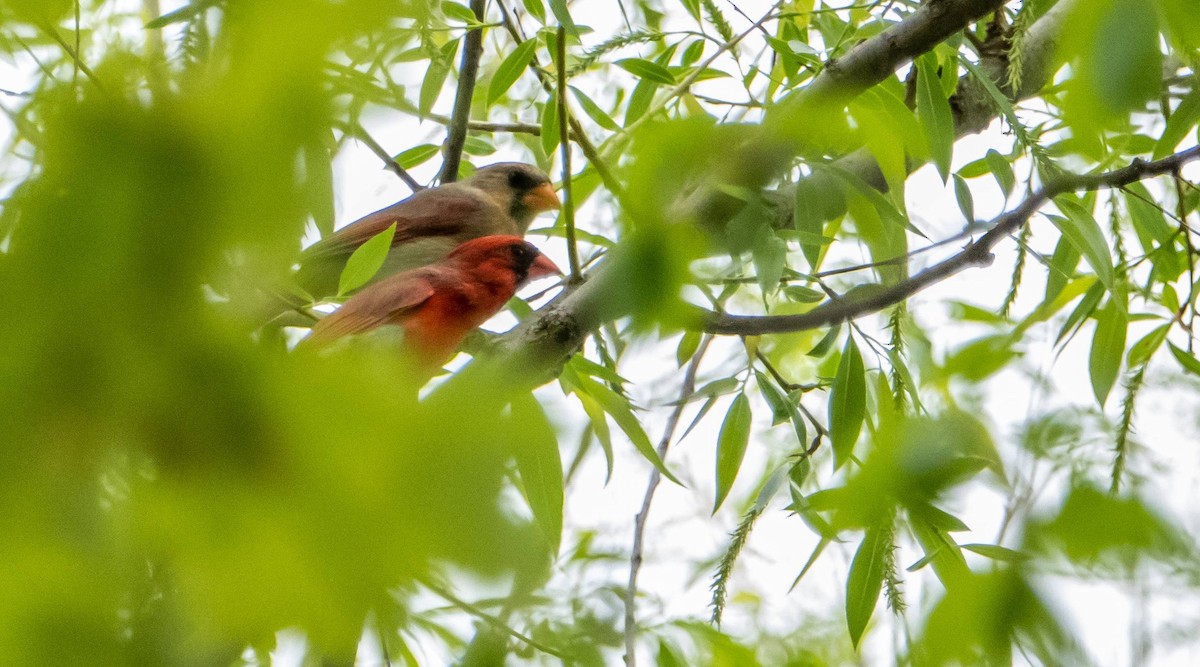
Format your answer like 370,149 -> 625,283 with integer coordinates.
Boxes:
703,147 -> 1200,335
493,0 -> 1010,372
439,0 -> 486,183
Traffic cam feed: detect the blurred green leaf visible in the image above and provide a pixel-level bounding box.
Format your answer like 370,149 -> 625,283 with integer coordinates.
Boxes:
1153,85 -> 1200,159
549,0 -> 580,36
846,523 -> 888,648
509,393 -> 564,556
616,58 -> 676,85
488,38 -> 539,105
952,174 -> 974,222
1088,299 -> 1127,406
393,143 -> 441,169
337,222 -> 396,296
829,335 -> 866,469
916,54 -> 953,182
419,39 -> 460,118
1050,198 -> 1115,291
1168,341 -> 1200,376
571,86 -> 621,131
713,393 -> 752,513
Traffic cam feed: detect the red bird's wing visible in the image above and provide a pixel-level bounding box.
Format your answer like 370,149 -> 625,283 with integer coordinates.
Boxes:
304,273 -> 436,344
302,186 -> 500,263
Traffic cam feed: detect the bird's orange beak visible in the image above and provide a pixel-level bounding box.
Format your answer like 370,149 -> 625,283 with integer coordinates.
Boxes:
522,182 -> 562,212
528,253 -> 562,281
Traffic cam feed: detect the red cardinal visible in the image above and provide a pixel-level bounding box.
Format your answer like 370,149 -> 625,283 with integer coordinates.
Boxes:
294,163 -> 559,302
301,235 -> 560,369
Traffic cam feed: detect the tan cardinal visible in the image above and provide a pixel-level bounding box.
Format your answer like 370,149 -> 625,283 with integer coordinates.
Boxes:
294,162 -> 559,304
301,235 -> 561,370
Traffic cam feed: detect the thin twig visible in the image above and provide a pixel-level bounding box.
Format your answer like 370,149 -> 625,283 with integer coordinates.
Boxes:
498,2 -> 625,198
556,26 -> 582,281
439,0 -> 487,183
623,334 -> 713,667
37,20 -> 108,96
420,578 -> 567,659
341,122 -> 423,192
702,148 -> 1200,335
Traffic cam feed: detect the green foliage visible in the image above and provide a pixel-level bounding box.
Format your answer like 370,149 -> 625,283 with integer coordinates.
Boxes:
3,0 -> 1200,663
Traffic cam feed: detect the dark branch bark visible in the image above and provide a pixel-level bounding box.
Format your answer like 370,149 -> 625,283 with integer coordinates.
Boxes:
493,0 -> 1011,374
703,147 -> 1200,335
439,0 -> 486,183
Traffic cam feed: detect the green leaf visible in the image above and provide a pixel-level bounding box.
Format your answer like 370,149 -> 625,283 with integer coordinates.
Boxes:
1089,299 -> 1127,407
755,371 -> 808,448
548,0 -> 579,36
441,1 -> 479,24
1128,323 -> 1169,367
488,39 -> 538,105
1050,198 -> 1114,290
145,0 -> 217,28
753,232 -> 787,295
625,78 -> 659,123
916,54 -> 954,182
676,330 -> 701,367
952,174 -> 974,222
522,0 -> 547,24
571,87 -> 620,131
829,336 -> 866,469
961,543 -> 1027,562
808,323 -> 840,358
541,96 -> 560,157
958,56 -> 1032,147
509,393 -> 564,555
1043,234 -> 1083,304
984,149 -> 1015,199
1154,86 -> 1200,159
1055,280 -> 1105,346
1168,341 -> 1200,376
846,523 -> 889,648
574,374 -> 682,485
393,143 -> 441,170
784,285 -> 825,303
419,39 -> 460,118
337,223 -> 396,296
616,58 -> 676,85
713,393 -> 753,513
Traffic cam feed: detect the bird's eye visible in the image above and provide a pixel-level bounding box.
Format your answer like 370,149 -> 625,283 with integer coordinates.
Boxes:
508,169 -> 537,190
510,242 -> 534,264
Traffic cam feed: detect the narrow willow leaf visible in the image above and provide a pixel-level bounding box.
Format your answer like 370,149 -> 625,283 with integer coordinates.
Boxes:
441,1 -> 478,24
1127,323 -> 1169,367
625,78 -> 658,123
541,95 -> 560,157
1154,87 -> 1200,159
676,330 -> 701,367
961,543 -> 1027,562
829,336 -> 866,469
1168,342 -> 1200,376
548,0 -> 579,36
784,285 -> 824,303
713,393 -> 753,513
393,143 -> 440,169
146,1 -> 214,28
958,56 -> 1031,147
509,393 -> 564,555
616,58 -> 676,85
984,149 -> 1015,198
575,374 -> 682,484
1050,199 -> 1115,290
788,537 -> 830,591
753,232 -> 787,295
1044,234 -> 1082,304
754,372 -> 808,447
808,323 -> 840,358
1055,281 -> 1105,346
571,86 -> 620,131
952,174 -> 974,222
337,223 -> 395,296
1089,299 -> 1127,407
419,39 -> 460,118
523,0 -> 547,24
846,524 -> 889,648
488,39 -> 538,105
916,54 -> 953,182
